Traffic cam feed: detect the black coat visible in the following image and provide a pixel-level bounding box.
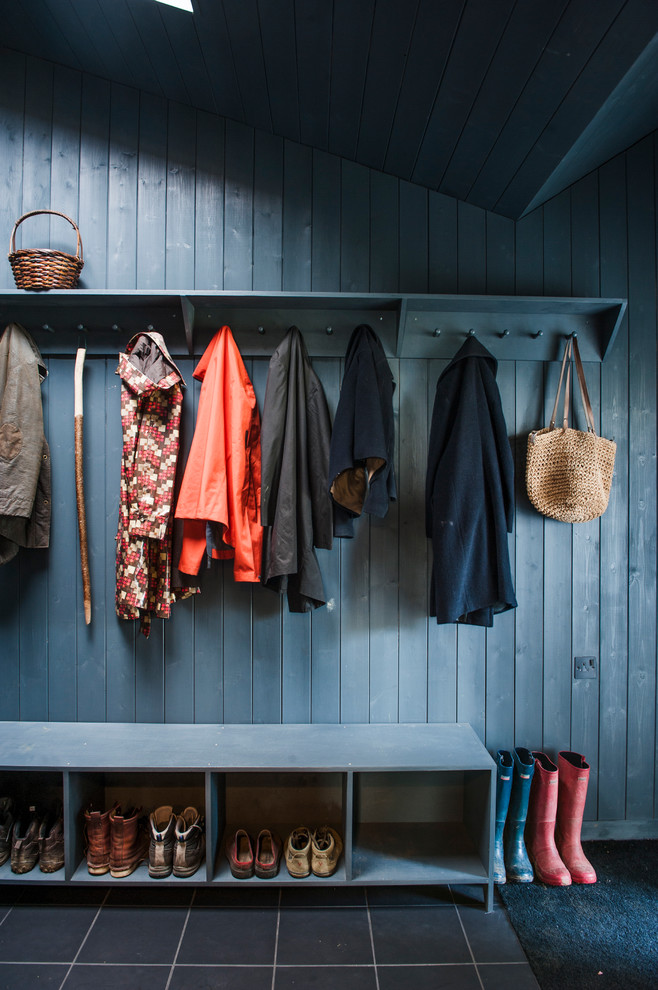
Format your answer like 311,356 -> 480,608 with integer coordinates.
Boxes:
328,324 -> 396,537
425,335 -> 517,627
260,326 -> 333,611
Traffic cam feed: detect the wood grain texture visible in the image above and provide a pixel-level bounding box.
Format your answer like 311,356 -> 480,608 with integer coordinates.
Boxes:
0,62 -> 655,831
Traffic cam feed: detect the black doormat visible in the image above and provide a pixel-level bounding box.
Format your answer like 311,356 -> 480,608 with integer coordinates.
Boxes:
498,840 -> 658,989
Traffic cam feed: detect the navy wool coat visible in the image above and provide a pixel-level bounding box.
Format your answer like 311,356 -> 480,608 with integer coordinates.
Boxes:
260,326 -> 333,611
425,336 -> 517,627
328,324 -> 396,537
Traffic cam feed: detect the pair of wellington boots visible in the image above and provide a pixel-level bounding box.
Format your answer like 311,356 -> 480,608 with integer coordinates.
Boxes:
494,748 -> 535,884
84,803 -> 149,878
524,751 -> 597,886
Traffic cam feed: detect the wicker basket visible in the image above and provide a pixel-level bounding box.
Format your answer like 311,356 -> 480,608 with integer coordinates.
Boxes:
8,209 -> 84,289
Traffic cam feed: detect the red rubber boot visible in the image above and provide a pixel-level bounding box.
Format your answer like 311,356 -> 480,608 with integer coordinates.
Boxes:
555,751 -> 597,884
525,752 -> 571,886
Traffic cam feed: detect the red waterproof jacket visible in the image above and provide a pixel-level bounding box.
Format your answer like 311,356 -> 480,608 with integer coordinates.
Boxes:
175,326 -> 262,582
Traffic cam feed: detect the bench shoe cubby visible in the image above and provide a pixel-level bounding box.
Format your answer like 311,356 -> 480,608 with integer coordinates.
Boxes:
0,721 -> 496,910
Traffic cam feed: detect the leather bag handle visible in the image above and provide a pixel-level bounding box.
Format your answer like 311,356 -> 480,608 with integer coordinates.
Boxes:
549,338 -> 572,431
571,335 -> 597,434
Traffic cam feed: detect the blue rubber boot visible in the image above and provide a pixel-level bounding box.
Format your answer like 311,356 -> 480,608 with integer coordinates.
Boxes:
493,750 -> 513,883
504,747 -> 535,882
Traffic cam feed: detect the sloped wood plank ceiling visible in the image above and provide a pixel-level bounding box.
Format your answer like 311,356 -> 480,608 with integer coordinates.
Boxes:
1,0 -> 658,219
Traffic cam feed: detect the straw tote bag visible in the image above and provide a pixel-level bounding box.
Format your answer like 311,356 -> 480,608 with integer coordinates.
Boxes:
526,336 -> 616,523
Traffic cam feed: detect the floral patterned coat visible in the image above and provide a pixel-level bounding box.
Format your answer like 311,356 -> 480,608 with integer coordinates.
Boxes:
115,331 -> 196,636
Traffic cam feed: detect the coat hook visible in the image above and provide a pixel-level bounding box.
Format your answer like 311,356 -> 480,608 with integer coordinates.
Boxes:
42,324 -> 55,333
532,329 -> 543,339
146,324 -> 154,332
112,324 -> 121,333
468,329 -> 475,336
498,329 -> 510,339
325,326 -> 333,335
257,325 -> 265,335
432,328 -> 441,337
569,331 -> 578,339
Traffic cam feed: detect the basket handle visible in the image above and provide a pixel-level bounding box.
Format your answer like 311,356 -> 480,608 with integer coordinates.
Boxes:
9,210 -> 83,263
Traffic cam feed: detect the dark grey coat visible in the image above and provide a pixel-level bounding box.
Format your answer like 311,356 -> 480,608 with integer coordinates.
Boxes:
425,335 -> 516,627
260,326 -> 333,611
0,323 -> 51,565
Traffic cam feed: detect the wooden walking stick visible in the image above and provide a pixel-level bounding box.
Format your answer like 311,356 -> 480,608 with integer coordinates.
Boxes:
74,346 -> 91,624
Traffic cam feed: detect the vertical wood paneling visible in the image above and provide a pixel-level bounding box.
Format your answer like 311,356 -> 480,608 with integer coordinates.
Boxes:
194,110 -> 224,291
312,150 -> 341,292
223,120 -> 254,291
79,75 -> 110,290
166,102 -> 196,289
253,131 -> 283,291
137,92 -> 167,289
598,153 -> 629,822
484,360 -> 516,753
105,359 -> 135,721
369,357 -> 400,724
107,84 -> 139,289
49,66 -> 80,254
399,182 -> 428,293
0,50 -> 25,292
398,359 -> 428,722
370,171 -> 399,293
1,61 -> 657,831
625,137 -> 657,820
427,359 -> 458,724
21,57 -> 53,249
340,161 -> 370,292
514,361 -> 545,747
47,357 -> 77,721
76,355 -> 108,722
283,141 -> 312,291
311,359 -> 342,723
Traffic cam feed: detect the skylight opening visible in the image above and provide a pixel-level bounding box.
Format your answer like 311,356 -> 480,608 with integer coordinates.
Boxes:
154,0 -> 194,11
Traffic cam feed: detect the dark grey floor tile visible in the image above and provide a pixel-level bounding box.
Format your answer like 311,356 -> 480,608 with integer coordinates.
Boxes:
281,885 -> 366,907
194,886 -> 279,908
377,964 -> 482,990
170,966 -> 273,989
62,964 -> 170,989
0,962 -> 68,988
450,885 -> 493,908
478,962 -> 541,989
77,905 -> 187,965
16,886 -> 109,906
105,886 -> 194,907
457,903 -> 526,963
277,907 -> 373,966
275,965 -> 377,989
367,886 -> 454,907
177,907 -> 277,966
0,905 -> 98,963
370,906 -> 471,965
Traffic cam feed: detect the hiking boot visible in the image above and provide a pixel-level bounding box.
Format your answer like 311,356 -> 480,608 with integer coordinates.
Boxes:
311,826 -> 343,877
284,826 -> 312,878
148,805 -> 176,878
226,828 -> 254,879
173,807 -> 206,878
109,805 -> 149,878
0,797 -> 15,867
255,828 -> 281,879
11,808 -> 41,874
84,803 -> 115,875
39,802 -> 65,873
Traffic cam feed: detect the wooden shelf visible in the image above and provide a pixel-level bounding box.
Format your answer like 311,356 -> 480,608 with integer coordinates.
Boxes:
0,721 -> 496,909
0,289 -> 626,361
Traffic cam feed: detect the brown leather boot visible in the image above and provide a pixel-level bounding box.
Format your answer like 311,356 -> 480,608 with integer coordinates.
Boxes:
84,803 -> 115,875
109,805 -> 149,878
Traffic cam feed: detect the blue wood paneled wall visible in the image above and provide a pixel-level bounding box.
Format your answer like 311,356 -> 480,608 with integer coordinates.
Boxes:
0,50 -> 656,830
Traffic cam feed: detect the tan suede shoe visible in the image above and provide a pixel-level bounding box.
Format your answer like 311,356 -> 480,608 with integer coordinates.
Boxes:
311,826 -> 343,877
284,826 -> 312,877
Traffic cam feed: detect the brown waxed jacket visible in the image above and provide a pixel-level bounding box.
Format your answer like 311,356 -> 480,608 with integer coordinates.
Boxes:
0,323 -> 51,565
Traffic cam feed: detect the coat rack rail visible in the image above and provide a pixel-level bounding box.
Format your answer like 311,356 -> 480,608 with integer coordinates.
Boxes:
0,290 -> 626,362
